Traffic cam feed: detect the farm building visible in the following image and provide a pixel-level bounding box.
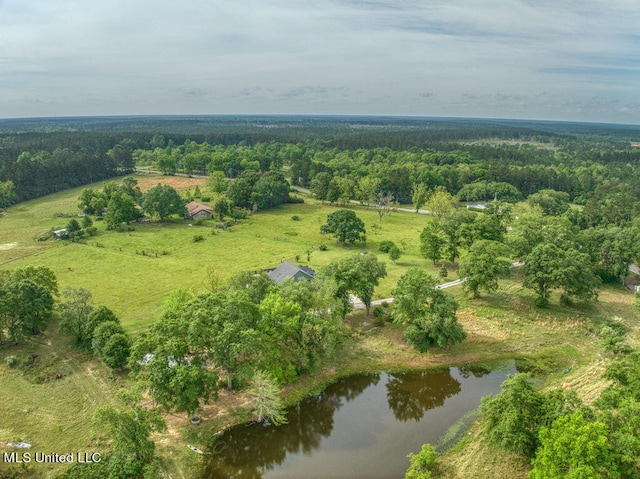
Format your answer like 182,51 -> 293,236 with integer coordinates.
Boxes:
184,201 -> 213,220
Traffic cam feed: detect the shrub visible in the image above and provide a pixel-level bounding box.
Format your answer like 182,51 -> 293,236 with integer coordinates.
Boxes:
379,240 -> 396,253
5,355 -> 18,368
291,215 -> 300,221
229,208 -> 249,220
318,244 -> 328,251
192,234 -> 204,243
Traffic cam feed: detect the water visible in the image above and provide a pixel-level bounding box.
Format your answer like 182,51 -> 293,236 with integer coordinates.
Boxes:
204,364 -> 513,479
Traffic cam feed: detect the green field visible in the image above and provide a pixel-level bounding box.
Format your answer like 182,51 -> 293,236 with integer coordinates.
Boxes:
2,175 -> 639,479
0,175 -> 438,333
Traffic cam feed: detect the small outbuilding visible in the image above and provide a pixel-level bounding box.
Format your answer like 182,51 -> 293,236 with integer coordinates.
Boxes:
184,201 -> 213,220
267,261 -> 316,285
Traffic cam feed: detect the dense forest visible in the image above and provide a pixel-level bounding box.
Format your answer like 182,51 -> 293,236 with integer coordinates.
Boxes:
2,115 -> 640,212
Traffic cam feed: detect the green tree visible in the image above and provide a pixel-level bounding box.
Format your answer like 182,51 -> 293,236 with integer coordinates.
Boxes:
392,268 -> 465,352
425,188 -> 455,218
100,333 -> 131,369
210,193 -> 233,220
278,278 -> 345,373
0,278 -> 54,343
253,172 -> 291,209
527,189 -> 570,216
356,175 -> 381,206
207,170 -> 228,193
392,268 -> 439,324
203,290 -> 259,390
420,220 -> 446,265
412,183 -> 430,213
389,244 -> 401,262
320,209 -> 366,245
105,192 -> 137,230
227,270 -> 275,304
9,265 -> 58,296
458,240 -> 512,297
247,370 -> 288,425
95,390 -> 166,464
57,287 -> 95,349
129,291 -> 220,413
257,292 -> 301,383
440,209 -> 473,264
78,187 -> 106,215
226,177 -> 253,208
530,412 -> 617,479
481,373 -> 547,458
524,242 -> 600,307
141,184 -> 185,221
405,444 -> 438,479
310,172 -> 332,201
92,321 -> 126,357
322,254 -> 387,316
0,180 -> 17,208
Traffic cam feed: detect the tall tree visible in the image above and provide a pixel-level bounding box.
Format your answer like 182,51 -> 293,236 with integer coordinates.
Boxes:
129,291 -> 220,413
392,268 -> 465,352
411,183 -> 430,213
105,192 -> 137,230
530,412 -> 617,479
458,240 -> 512,297
0,279 -> 54,343
141,184 -> 185,221
95,390 -> 166,464
374,191 -> 395,221
247,370 -> 288,425
357,176 -> 381,206
523,242 -> 600,307
425,188 -> 455,218
57,287 -> 95,349
420,220 -> 446,265
322,254 -> 387,316
320,209 -> 366,245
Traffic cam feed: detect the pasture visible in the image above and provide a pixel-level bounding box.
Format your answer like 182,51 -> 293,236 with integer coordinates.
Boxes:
0,175 -> 437,333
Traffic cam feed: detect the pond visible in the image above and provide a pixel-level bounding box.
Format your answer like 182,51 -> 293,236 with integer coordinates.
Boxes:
203,363 -> 514,479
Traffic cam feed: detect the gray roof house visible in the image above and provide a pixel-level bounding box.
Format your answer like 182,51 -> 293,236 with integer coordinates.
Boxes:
267,261 -> 316,285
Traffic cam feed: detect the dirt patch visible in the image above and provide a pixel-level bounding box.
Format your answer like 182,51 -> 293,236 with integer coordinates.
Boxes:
0,242 -> 18,250
135,175 -> 206,192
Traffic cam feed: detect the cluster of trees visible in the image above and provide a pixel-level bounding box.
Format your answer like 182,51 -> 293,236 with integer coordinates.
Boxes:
129,272 -> 346,415
479,353 -> 640,478
210,170 -> 296,211
78,177 -> 144,229
0,139 -> 135,205
414,191 -> 640,306
0,266 -> 57,344
57,288 -> 131,369
391,268 -> 466,352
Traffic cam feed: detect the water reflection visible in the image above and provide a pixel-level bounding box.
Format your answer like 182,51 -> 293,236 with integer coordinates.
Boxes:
386,369 -> 461,422
205,374 -> 379,479
203,367 -> 509,479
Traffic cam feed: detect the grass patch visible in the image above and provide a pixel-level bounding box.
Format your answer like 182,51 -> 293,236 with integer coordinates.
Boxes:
0,176 -> 438,333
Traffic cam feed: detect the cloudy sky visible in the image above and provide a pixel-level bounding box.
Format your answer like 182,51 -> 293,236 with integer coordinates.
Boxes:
1,0 -> 639,123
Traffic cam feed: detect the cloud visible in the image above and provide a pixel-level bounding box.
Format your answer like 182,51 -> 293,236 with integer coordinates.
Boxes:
0,0 -> 639,122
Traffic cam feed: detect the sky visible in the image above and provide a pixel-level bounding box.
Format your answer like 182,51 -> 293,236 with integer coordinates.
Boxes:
1,0 -> 639,123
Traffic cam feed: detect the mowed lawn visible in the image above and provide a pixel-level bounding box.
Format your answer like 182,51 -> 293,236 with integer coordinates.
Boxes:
0,175 -> 439,333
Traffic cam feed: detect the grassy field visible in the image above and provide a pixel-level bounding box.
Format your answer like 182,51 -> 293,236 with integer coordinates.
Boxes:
1,176 -> 639,479
0,174 -> 438,333
0,326 -> 122,478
